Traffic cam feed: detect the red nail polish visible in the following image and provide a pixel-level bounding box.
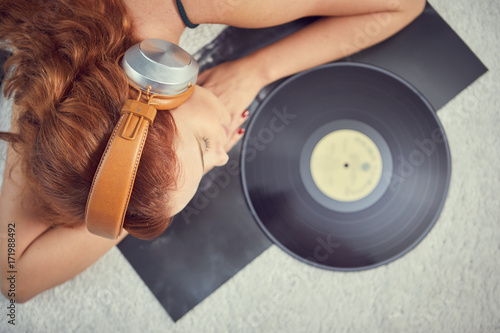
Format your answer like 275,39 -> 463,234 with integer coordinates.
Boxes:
238,128 -> 245,135
242,110 -> 250,118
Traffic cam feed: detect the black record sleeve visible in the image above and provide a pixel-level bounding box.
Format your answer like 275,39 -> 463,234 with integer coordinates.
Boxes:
118,3 -> 487,321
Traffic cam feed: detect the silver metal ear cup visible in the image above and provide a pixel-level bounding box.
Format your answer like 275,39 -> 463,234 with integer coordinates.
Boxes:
121,39 -> 199,95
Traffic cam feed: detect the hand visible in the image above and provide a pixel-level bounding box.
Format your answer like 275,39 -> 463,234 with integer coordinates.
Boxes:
198,59 -> 267,151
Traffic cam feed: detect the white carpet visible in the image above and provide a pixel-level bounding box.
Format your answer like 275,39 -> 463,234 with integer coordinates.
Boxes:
1,0 -> 499,332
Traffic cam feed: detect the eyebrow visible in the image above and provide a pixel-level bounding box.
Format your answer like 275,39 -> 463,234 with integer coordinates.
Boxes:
195,135 -> 205,172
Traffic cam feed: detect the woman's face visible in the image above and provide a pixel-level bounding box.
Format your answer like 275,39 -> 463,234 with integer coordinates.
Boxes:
169,85 -> 231,214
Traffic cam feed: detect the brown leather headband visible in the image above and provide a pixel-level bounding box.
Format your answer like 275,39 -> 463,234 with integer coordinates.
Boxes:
85,84 -> 194,239
127,81 -> 195,110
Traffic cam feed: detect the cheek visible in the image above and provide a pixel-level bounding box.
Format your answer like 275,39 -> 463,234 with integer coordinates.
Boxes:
171,169 -> 202,215
170,184 -> 198,215
170,151 -> 203,215
196,88 -> 227,122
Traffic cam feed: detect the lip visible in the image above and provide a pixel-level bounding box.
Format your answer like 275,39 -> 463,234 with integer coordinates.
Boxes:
222,124 -> 230,138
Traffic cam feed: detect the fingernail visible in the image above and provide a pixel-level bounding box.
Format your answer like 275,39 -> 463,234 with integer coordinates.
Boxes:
242,110 -> 249,118
238,128 -> 245,135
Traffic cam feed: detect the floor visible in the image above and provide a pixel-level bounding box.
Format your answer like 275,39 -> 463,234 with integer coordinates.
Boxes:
0,0 -> 499,332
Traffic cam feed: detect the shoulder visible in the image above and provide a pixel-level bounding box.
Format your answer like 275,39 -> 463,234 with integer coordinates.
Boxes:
0,105 -> 50,262
182,0 -> 323,28
0,143 -> 50,263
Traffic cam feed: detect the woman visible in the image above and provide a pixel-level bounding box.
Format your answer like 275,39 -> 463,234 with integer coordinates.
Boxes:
0,0 -> 425,302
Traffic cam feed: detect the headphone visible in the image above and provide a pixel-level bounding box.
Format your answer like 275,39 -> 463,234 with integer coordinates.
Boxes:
85,39 -> 199,239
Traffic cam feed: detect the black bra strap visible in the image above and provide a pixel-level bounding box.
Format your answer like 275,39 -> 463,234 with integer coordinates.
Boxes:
175,0 -> 199,29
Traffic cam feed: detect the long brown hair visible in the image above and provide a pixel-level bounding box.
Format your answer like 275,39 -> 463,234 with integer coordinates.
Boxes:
0,0 -> 178,239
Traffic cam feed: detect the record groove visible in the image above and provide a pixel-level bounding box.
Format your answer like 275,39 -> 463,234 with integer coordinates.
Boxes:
240,62 -> 451,271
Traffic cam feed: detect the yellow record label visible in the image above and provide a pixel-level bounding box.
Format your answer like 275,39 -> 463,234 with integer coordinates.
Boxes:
310,129 -> 383,202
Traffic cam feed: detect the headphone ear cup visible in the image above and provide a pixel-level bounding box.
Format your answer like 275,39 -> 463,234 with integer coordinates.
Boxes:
121,39 -> 198,96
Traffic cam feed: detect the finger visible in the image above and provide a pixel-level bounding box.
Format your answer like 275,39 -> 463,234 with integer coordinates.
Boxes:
229,109 -> 250,133
224,128 -> 245,153
196,69 -> 211,86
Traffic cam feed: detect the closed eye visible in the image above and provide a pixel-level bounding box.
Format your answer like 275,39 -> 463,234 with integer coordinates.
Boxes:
202,137 -> 211,151
195,135 -> 206,172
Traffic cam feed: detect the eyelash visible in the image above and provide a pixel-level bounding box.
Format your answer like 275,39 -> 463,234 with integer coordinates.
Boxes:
203,137 -> 211,151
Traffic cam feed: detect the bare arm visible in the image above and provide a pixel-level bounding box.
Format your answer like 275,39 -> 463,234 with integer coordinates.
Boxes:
0,119 -> 127,303
237,0 -> 426,87
192,0 -> 426,122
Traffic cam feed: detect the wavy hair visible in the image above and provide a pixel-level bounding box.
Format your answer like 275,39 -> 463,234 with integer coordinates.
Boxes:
0,0 -> 178,239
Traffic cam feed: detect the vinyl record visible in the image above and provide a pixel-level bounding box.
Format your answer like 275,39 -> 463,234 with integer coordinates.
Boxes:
240,62 -> 451,271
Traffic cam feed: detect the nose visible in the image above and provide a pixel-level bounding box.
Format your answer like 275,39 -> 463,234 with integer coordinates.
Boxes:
214,151 -> 229,167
